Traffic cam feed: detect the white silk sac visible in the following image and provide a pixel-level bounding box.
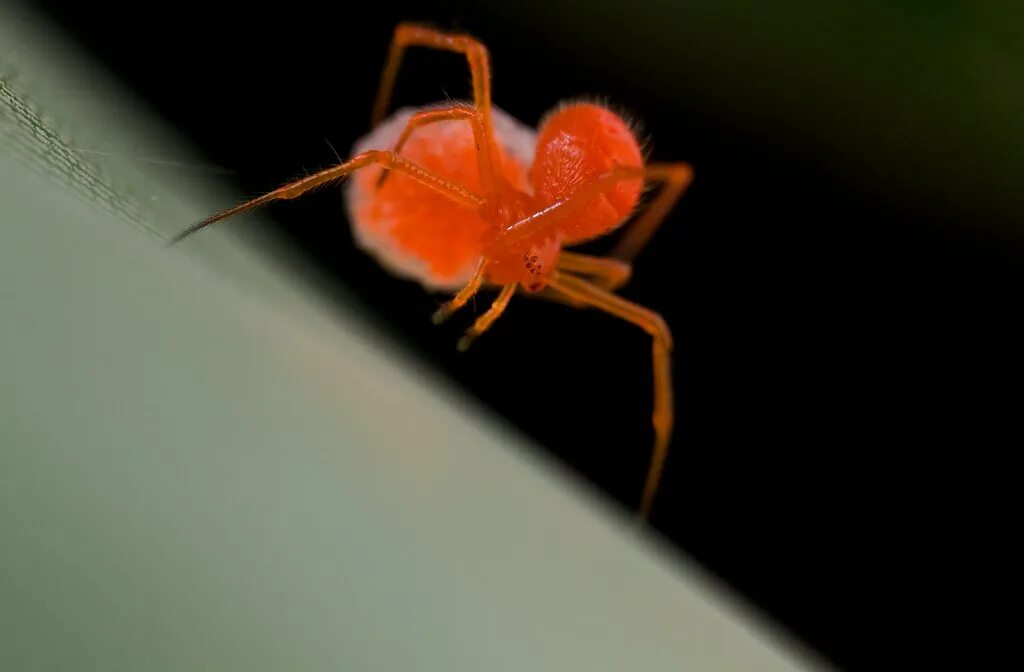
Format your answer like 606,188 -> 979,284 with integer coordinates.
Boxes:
343,104 -> 538,291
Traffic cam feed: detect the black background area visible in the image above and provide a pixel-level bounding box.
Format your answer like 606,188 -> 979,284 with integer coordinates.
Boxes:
30,2 -> 1021,670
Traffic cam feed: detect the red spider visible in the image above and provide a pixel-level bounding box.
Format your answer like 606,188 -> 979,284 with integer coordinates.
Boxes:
173,23 -> 694,519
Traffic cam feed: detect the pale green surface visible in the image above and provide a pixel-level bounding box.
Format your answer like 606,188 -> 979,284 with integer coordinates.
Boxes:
1,7 -> 829,671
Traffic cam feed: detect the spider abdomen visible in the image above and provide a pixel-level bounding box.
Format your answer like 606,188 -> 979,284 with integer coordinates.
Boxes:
530,102 -> 645,244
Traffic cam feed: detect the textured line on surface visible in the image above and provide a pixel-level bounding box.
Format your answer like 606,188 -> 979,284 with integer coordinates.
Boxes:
0,72 -> 158,239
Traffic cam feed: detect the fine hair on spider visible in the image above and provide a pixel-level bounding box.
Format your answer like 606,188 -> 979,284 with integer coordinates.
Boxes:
172,22 -> 694,520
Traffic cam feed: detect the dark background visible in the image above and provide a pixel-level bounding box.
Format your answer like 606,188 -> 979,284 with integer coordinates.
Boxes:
31,1 -> 1021,669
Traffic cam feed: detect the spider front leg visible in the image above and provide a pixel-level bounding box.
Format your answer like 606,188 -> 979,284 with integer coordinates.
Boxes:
431,266 -> 516,350
169,150 -> 482,243
545,271 -> 674,520
457,284 -> 516,351
371,23 -> 495,135
491,162 -> 692,254
537,252 -> 633,308
432,259 -> 487,324
377,105 -> 500,197
557,251 -> 632,291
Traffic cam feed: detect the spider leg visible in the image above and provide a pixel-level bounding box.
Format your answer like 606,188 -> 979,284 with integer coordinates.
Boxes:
432,260 -> 487,325
611,162 -> 693,264
377,105 -> 499,197
545,271 -> 674,521
457,284 -> 516,351
535,252 -> 633,308
491,163 -> 693,255
557,251 -> 632,291
371,23 -> 495,136
169,150 -> 483,244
